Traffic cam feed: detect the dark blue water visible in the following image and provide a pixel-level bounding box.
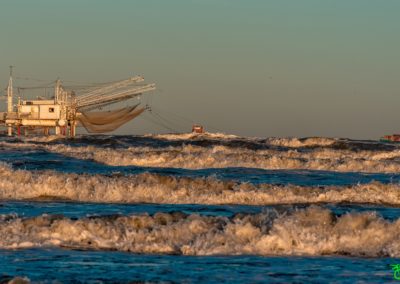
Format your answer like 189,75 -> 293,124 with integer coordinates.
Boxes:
1,135 -> 400,282
0,249 -> 397,283
2,149 -> 400,186
2,201 -> 400,221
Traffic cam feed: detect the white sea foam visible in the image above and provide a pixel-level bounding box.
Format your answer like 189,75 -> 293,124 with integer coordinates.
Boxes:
0,135 -> 399,172
39,143 -> 400,173
146,132 -> 240,140
266,137 -> 338,147
6,276 -> 30,284
147,133 -> 337,147
0,207 -> 399,257
0,163 -> 399,205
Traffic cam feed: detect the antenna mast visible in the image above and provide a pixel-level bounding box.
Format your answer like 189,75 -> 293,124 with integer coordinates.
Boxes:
7,66 -> 14,136
7,66 -> 13,113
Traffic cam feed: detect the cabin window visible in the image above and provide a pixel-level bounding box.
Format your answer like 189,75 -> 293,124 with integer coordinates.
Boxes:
49,107 -> 55,113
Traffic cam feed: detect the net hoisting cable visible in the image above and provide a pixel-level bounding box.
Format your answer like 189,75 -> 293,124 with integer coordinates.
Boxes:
141,110 -> 180,133
151,110 -> 186,131
141,115 -> 178,133
149,105 -> 225,133
147,109 -> 181,133
15,75 -> 55,83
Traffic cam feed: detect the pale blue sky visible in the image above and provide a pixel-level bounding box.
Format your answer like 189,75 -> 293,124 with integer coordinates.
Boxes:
1,0 -> 399,138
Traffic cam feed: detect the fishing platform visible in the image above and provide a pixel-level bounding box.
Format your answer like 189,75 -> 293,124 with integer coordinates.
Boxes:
0,67 -> 155,137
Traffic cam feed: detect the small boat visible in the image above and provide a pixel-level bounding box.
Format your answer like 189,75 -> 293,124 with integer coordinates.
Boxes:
380,134 -> 400,142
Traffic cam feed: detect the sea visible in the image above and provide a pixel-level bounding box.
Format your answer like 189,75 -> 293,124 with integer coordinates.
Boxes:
1,133 -> 400,283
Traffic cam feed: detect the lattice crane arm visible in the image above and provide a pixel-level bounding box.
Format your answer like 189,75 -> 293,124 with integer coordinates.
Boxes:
77,76 -> 144,103
76,83 -> 155,111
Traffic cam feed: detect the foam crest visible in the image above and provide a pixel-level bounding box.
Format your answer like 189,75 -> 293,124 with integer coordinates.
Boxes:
1,207 -> 399,257
1,135 -> 400,172
42,143 -> 400,173
146,133 -> 336,147
266,137 -> 337,147
1,163 -> 400,205
146,132 -> 240,140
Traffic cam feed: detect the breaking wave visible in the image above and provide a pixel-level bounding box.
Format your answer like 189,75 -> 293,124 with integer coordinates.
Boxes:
1,276 -> 30,284
1,207 -> 399,257
1,163 -> 400,205
265,137 -> 337,147
1,135 -> 399,173
146,132 -> 241,141
41,144 -> 400,173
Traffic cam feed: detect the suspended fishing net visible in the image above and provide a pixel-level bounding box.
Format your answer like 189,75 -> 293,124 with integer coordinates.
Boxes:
78,104 -> 145,133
